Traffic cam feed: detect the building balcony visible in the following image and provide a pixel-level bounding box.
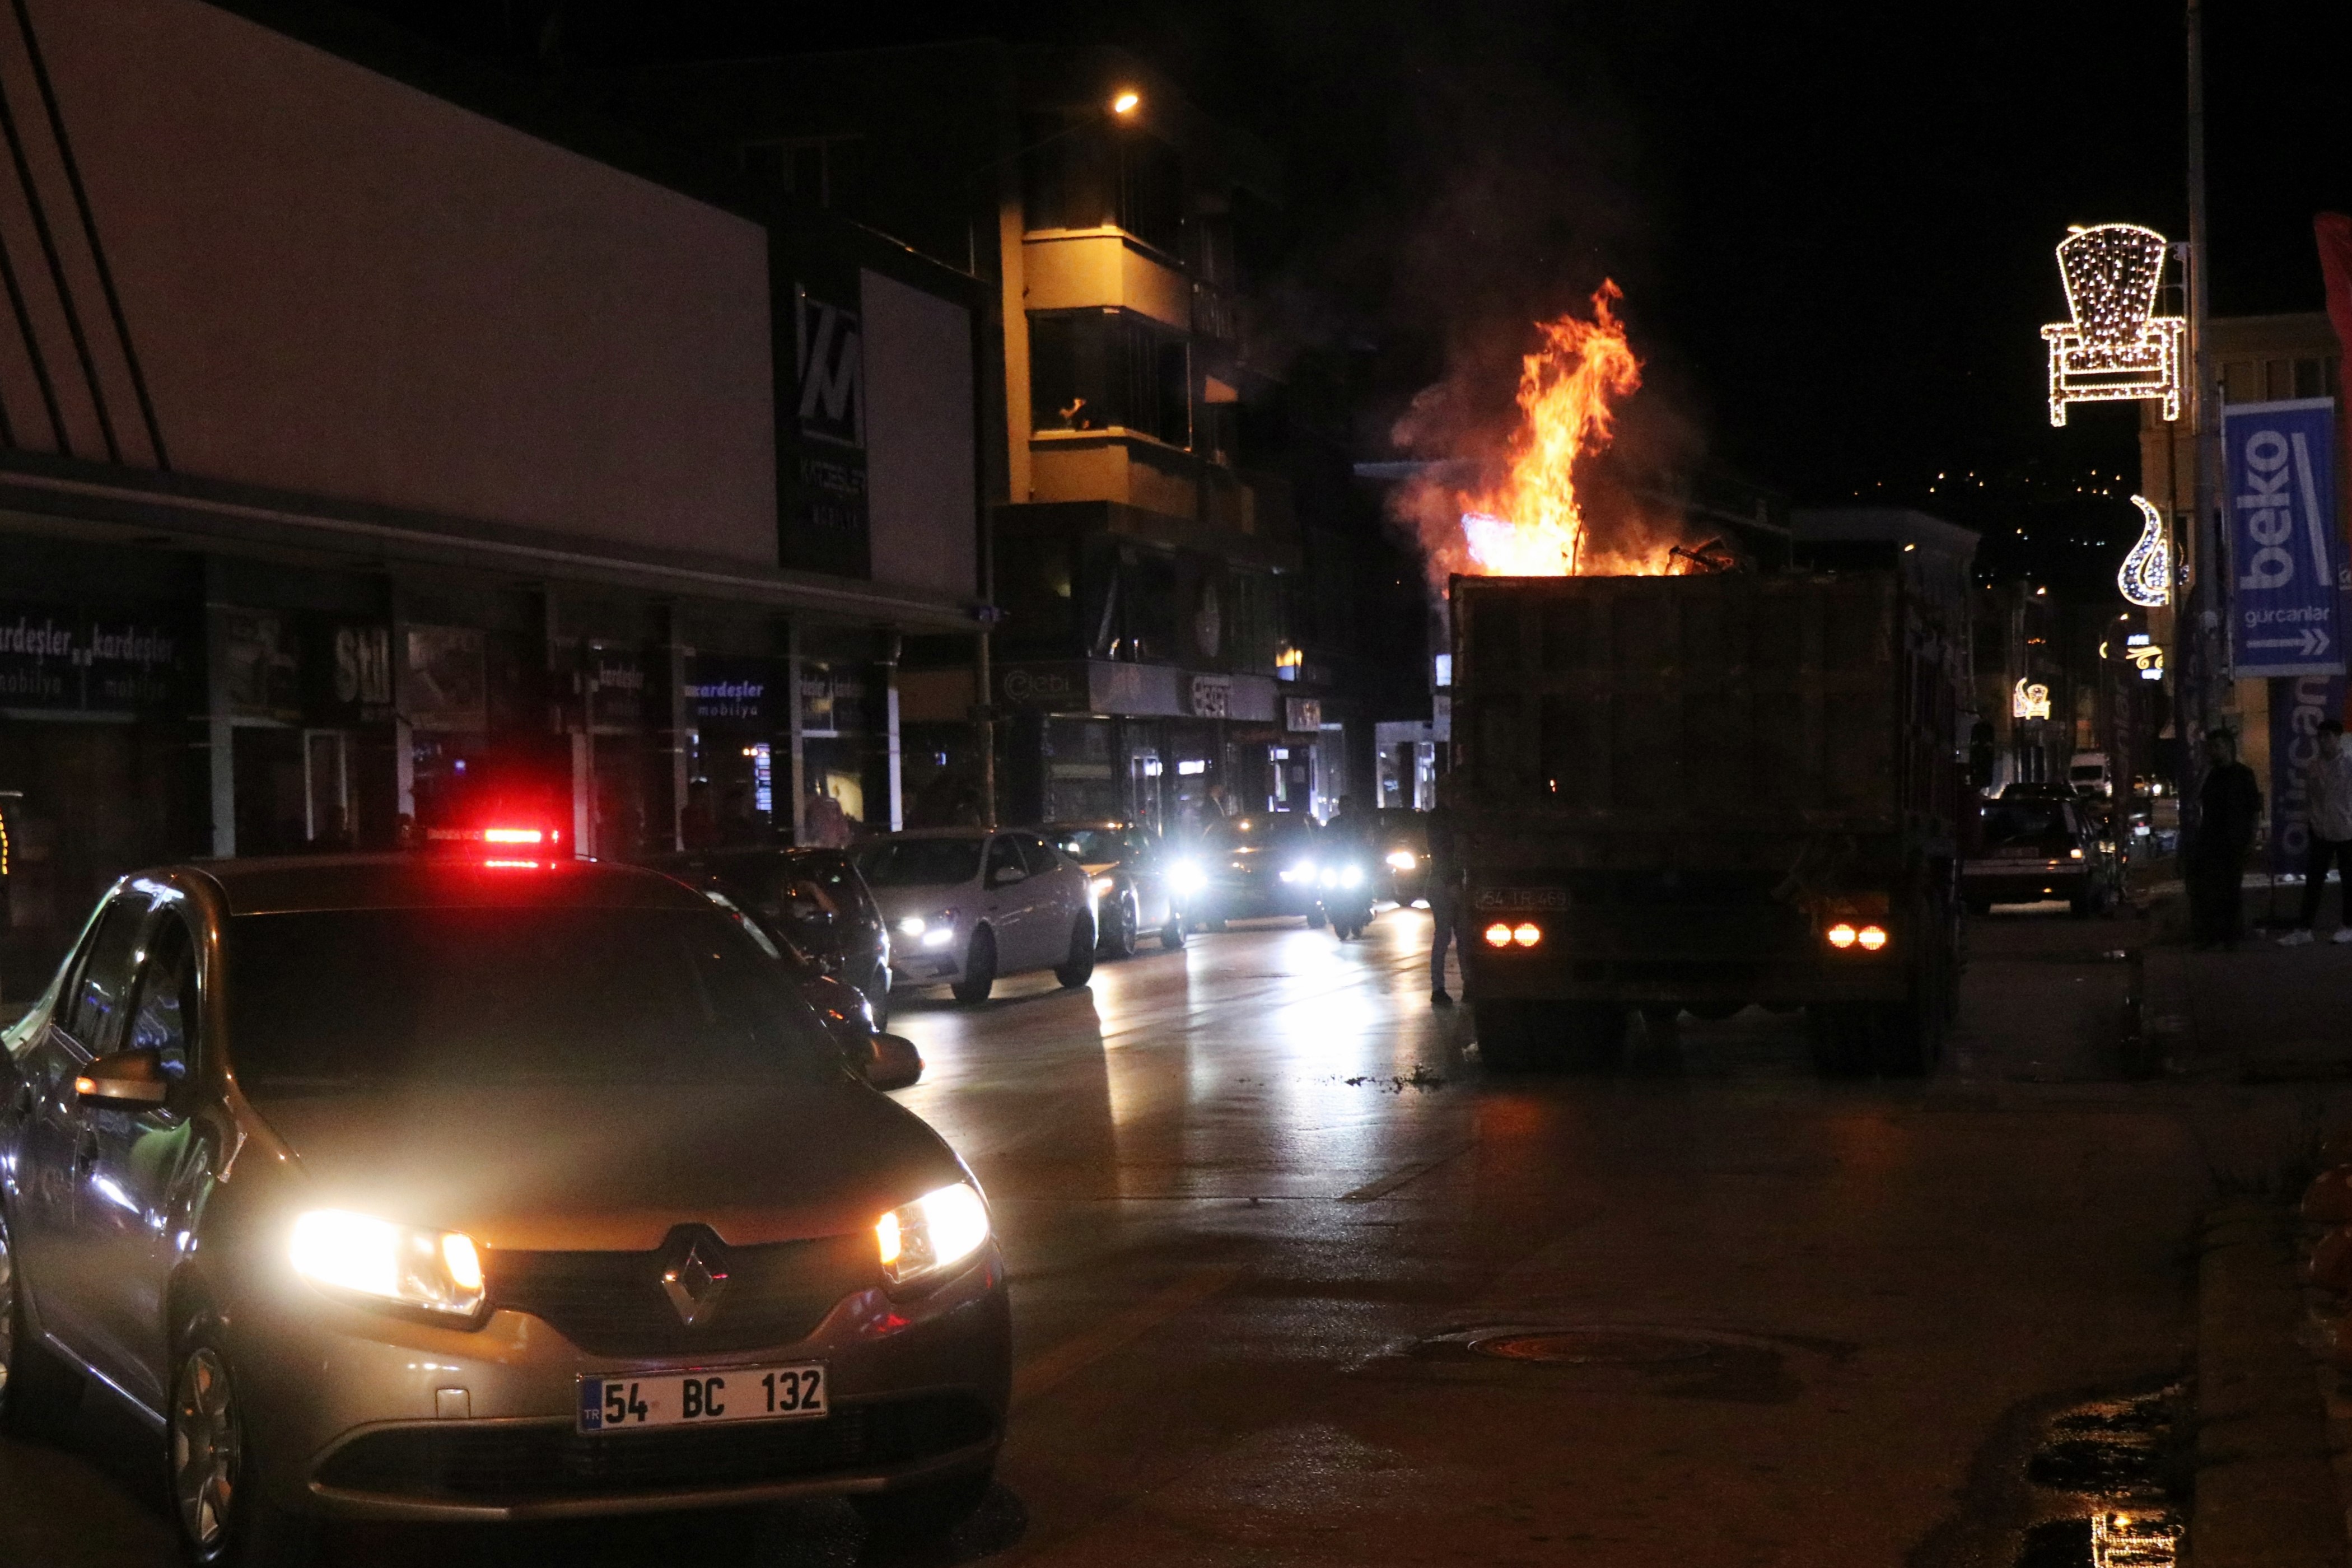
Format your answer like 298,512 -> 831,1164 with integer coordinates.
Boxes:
1022,230 -> 1190,332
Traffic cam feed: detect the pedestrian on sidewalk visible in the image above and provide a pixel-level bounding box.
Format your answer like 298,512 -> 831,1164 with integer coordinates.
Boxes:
1426,771 -> 1467,1006
2279,718 -> 2352,946
2188,729 -> 2262,950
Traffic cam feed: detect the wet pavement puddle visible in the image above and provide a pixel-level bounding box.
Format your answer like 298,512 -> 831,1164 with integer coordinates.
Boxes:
2014,1388 -> 2184,1567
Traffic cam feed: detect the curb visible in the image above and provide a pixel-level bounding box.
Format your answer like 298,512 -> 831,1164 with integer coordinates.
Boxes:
2192,1203 -> 2348,1566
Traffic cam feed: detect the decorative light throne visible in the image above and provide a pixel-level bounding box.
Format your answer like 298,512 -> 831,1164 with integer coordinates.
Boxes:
2041,223 -> 2186,427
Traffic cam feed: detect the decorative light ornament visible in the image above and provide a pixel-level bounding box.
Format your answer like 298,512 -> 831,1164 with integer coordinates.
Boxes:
2116,494 -> 2172,607
2012,679 -> 2052,721
2041,224 -> 2186,426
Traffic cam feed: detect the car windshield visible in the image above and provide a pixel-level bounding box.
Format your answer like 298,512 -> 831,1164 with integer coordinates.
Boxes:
1204,816 -> 1311,851
1982,804 -> 2069,845
224,906 -> 835,1090
857,838 -> 983,888
1053,828 -> 1130,863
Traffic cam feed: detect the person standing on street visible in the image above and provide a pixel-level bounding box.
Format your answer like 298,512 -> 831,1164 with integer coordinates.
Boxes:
2188,730 -> 2262,950
1426,772 -> 1466,1006
2278,718 -> 2352,946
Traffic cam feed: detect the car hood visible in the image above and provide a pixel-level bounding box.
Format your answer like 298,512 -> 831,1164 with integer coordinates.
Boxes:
864,883 -> 972,921
249,1081 -> 968,1252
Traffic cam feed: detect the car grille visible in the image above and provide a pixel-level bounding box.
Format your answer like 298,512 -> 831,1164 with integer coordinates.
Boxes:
314,1394 -> 996,1502
487,1230 -> 878,1357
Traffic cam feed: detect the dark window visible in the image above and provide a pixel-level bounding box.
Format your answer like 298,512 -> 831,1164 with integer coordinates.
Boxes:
63,892 -> 151,1050
125,913 -> 198,1078
223,907 -> 832,1090
857,838 -> 983,888
1980,804 -> 2070,845
738,136 -> 863,213
995,530 -> 1077,651
1015,836 -> 1061,878
1021,122 -> 1183,254
984,837 -> 1025,884
1029,312 -> 1189,448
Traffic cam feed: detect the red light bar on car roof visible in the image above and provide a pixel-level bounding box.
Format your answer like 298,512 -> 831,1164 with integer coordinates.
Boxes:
481,827 -> 545,844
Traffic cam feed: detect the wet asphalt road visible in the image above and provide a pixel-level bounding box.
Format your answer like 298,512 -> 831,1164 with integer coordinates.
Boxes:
3,903 -> 2252,1566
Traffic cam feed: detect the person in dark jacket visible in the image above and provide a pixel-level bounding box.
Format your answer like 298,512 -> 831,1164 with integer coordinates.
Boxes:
2188,729 -> 2264,950
1425,773 -> 1466,1005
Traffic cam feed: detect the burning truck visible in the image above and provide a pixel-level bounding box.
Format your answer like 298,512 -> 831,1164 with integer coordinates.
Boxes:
1399,287 -> 1966,1075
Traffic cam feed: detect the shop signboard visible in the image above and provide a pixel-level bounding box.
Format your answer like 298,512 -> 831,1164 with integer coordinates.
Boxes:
402,624 -> 487,733
2224,398 -> 2342,678
322,622 -> 395,719
2269,670 -> 2349,876
0,600 -> 185,715
1189,675 -> 1231,718
585,642 -> 647,732
799,662 -> 866,738
785,285 -> 871,578
685,655 -> 777,725
1285,697 -> 1322,734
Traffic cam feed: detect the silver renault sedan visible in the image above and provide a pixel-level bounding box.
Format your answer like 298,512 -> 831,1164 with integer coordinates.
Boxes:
0,856 -> 1009,1565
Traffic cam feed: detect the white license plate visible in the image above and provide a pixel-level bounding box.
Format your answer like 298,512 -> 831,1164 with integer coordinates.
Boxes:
577,1364 -> 827,1434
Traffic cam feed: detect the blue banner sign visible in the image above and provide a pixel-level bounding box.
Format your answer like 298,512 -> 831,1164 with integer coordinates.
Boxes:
2269,672 -> 2349,876
2225,397 -> 2343,678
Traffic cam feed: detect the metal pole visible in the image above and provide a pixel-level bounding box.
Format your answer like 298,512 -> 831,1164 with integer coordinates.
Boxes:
2183,0 -> 2223,842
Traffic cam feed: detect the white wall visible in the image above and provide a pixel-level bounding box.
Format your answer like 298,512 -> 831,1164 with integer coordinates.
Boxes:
24,0 -> 777,563
861,267 -> 977,599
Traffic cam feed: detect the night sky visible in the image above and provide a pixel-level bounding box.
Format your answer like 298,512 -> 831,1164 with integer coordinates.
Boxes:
352,0 -> 2352,598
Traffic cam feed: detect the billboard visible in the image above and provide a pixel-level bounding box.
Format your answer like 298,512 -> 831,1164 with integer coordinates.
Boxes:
2224,398 -> 2343,678
2269,671 -> 2349,876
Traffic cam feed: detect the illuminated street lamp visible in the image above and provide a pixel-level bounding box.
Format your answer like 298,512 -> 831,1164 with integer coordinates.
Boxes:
1112,90 -> 1141,116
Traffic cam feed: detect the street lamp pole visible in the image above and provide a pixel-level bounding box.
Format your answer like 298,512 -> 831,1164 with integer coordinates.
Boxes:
2182,0 -> 2224,829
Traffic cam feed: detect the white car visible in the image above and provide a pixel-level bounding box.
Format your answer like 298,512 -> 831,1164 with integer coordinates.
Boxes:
856,828 -> 1098,1002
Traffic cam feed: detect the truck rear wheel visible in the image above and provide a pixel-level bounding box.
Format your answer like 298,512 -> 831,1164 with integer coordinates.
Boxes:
1551,1002 -> 1629,1072
1805,1005 -> 1873,1078
1474,1002 -> 1538,1072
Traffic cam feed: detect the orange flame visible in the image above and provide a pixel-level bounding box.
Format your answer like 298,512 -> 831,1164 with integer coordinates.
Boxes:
1432,282 -> 1665,579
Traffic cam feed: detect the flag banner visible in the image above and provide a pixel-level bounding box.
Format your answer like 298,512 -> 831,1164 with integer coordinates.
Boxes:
2225,398 -> 2343,678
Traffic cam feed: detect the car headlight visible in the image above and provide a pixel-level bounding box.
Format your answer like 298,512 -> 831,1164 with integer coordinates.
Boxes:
1090,876 -> 1117,899
290,1209 -> 486,1320
901,911 -> 956,947
1280,860 -> 1315,885
1385,848 -> 1418,871
1167,859 -> 1207,896
1318,866 -> 1338,888
1340,864 -> 1364,888
921,925 -> 955,948
896,914 -> 928,937
874,1183 -> 991,1287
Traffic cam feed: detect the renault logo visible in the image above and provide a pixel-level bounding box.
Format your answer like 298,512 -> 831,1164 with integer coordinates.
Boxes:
660,1242 -> 729,1328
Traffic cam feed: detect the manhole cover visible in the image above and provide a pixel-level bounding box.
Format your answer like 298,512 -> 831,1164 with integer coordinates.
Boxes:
1466,1329 -> 1716,1365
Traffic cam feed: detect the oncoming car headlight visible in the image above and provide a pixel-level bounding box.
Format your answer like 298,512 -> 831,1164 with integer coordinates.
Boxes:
1167,858 -> 1207,896
1279,860 -> 1317,885
1385,848 -> 1418,872
900,911 -> 958,949
874,1183 -> 991,1287
290,1210 -> 486,1320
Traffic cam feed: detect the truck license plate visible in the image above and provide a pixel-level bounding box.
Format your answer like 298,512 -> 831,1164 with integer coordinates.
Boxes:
577,1364 -> 826,1433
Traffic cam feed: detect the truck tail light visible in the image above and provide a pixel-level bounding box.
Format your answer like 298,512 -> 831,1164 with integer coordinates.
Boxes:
1826,923 -> 1858,949
1483,922 -> 1514,948
1511,922 -> 1542,947
1857,925 -> 1888,951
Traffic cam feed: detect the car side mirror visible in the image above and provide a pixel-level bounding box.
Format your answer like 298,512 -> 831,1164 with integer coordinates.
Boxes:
74,1047 -> 172,1108
987,865 -> 1026,889
865,1032 -> 923,1091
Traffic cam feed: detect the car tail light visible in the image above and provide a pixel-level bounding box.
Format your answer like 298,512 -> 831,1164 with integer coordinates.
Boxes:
482,826 -> 545,845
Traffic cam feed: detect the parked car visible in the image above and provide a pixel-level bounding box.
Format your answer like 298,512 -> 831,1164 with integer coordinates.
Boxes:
855,828 -> 1097,1003
1043,820 -> 1186,958
1963,795 -> 2124,917
1187,813 -> 1326,928
2068,750 -> 2113,798
645,847 -> 892,1026
1370,809 -> 1431,905
0,856 -> 1010,1562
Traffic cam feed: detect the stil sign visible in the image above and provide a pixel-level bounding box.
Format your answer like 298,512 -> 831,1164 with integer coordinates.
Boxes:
2225,398 -> 2344,678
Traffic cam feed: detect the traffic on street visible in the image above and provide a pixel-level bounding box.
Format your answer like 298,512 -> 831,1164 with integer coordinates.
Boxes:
0,2 -> 2345,1565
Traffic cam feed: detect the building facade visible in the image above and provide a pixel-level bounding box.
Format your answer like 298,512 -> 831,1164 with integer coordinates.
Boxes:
614,42 -> 1430,833
2137,311 -> 2346,797
0,0 -> 986,992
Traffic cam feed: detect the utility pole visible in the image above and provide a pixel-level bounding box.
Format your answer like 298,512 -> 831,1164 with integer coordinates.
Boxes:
2182,0 -> 2224,834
